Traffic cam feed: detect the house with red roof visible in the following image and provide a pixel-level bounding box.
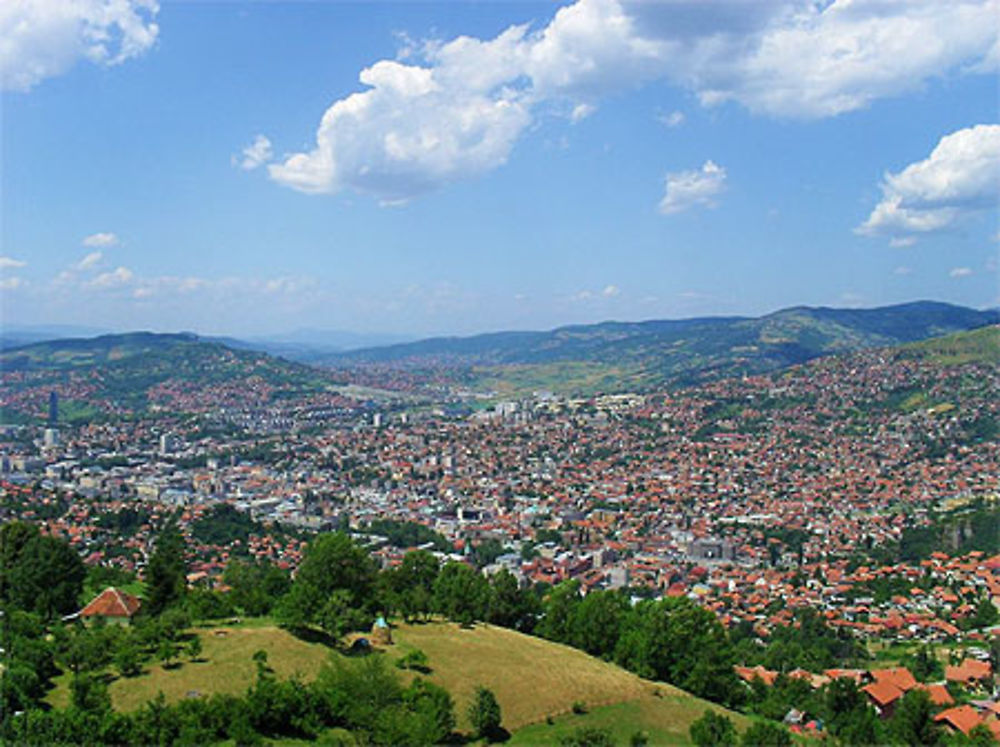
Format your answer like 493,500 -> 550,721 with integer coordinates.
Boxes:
79,587 -> 142,625
933,705 -> 983,736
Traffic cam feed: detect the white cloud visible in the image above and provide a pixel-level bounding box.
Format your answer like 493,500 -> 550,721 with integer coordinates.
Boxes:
889,237 -> 917,248
858,124 -> 1000,239
0,256 -> 27,270
671,0 -> 999,118
87,266 -> 133,290
82,231 -> 120,247
950,266 -> 973,278
602,284 -> 620,297
77,251 -> 104,270
236,134 -> 273,171
264,0 -> 996,204
1,0 -> 159,92
658,110 -> 685,128
659,160 -> 726,214
0,277 -> 25,290
571,103 -> 596,122
893,265 -> 913,275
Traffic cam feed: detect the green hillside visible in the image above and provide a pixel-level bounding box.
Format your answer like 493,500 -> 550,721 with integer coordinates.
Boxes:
897,324 -> 1000,365
0,332 -> 334,421
48,620 -> 748,742
326,301 -> 999,390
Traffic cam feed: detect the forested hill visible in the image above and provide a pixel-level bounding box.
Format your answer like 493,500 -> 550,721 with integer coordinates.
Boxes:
0,331 -> 320,381
0,332 -> 335,422
320,301 -> 999,380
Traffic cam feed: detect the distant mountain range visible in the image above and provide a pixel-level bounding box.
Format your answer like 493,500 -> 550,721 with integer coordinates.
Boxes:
0,325 -> 412,358
2,302 -> 996,397
317,301 -> 999,383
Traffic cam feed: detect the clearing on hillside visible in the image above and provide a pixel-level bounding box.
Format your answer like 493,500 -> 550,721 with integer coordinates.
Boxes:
389,621 -> 748,737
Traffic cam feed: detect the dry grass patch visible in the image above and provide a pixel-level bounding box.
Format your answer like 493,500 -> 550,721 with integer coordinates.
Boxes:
391,621 -> 683,731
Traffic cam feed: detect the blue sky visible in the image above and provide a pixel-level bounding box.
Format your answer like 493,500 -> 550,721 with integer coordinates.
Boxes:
1,0 -> 998,337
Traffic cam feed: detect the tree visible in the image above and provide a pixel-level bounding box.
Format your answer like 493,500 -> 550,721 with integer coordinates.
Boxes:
395,648 -> 430,672
467,686 -> 502,741
536,579 -> 581,643
825,676 -> 881,744
187,635 -> 203,661
889,689 -> 943,747
569,590 -> 630,659
7,534 -> 86,619
294,533 -> 376,608
740,720 -> 792,747
223,560 -> 290,617
690,709 -> 737,747
0,521 -> 40,602
146,522 -> 188,616
558,727 -> 616,746
70,673 -> 111,713
157,639 -> 179,669
488,568 -> 538,632
401,678 -> 455,743
434,562 -> 490,626
114,640 -> 143,677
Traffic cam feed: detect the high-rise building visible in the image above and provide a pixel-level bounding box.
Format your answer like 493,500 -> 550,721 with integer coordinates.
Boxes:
48,391 -> 59,425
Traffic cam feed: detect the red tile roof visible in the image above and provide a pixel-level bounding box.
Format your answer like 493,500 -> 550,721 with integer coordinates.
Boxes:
933,705 -> 982,735
80,587 -> 141,619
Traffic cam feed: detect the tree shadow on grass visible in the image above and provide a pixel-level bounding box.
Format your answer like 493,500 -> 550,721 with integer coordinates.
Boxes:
442,727 -> 511,744
283,624 -> 339,649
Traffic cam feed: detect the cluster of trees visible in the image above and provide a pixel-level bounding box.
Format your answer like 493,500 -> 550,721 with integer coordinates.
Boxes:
533,581 -> 743,707
2,649 -> 462,745
0,522 -> 86,620
731,607 -> 866,674
271,534 -> 540,637
1,604 -> 198,715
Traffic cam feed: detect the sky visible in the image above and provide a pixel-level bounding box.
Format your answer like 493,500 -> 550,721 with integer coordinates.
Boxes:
1,0 -> 998,338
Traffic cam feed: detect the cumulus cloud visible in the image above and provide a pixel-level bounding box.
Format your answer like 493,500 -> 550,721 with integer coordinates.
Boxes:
82,231 -> 120,247
0,256 -> 27,269
77,251 -> 104,270
236,135 -> 273,171
659,160 -> 726,214
264,0 -> 996,203
857,124 -> 1000,240
1,0 -> 159,92
950,266 -> 973,278
87,266 -> 134,290
0,277 -> 25,290
602,284 -> 621,297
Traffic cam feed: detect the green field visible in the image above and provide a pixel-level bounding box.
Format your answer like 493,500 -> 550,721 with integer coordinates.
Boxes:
48,619 -> 748,743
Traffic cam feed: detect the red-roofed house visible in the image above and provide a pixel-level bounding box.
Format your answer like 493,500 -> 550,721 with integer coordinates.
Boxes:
933,705 -> 982,736
862,680 -> 904,719
79,587 -> 142,625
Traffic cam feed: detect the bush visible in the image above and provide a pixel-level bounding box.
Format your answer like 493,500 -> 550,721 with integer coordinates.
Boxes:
558,726 -> 616,746
690,709 -> 737,747
740,720 -> 792,747
467,685 -> 502,741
